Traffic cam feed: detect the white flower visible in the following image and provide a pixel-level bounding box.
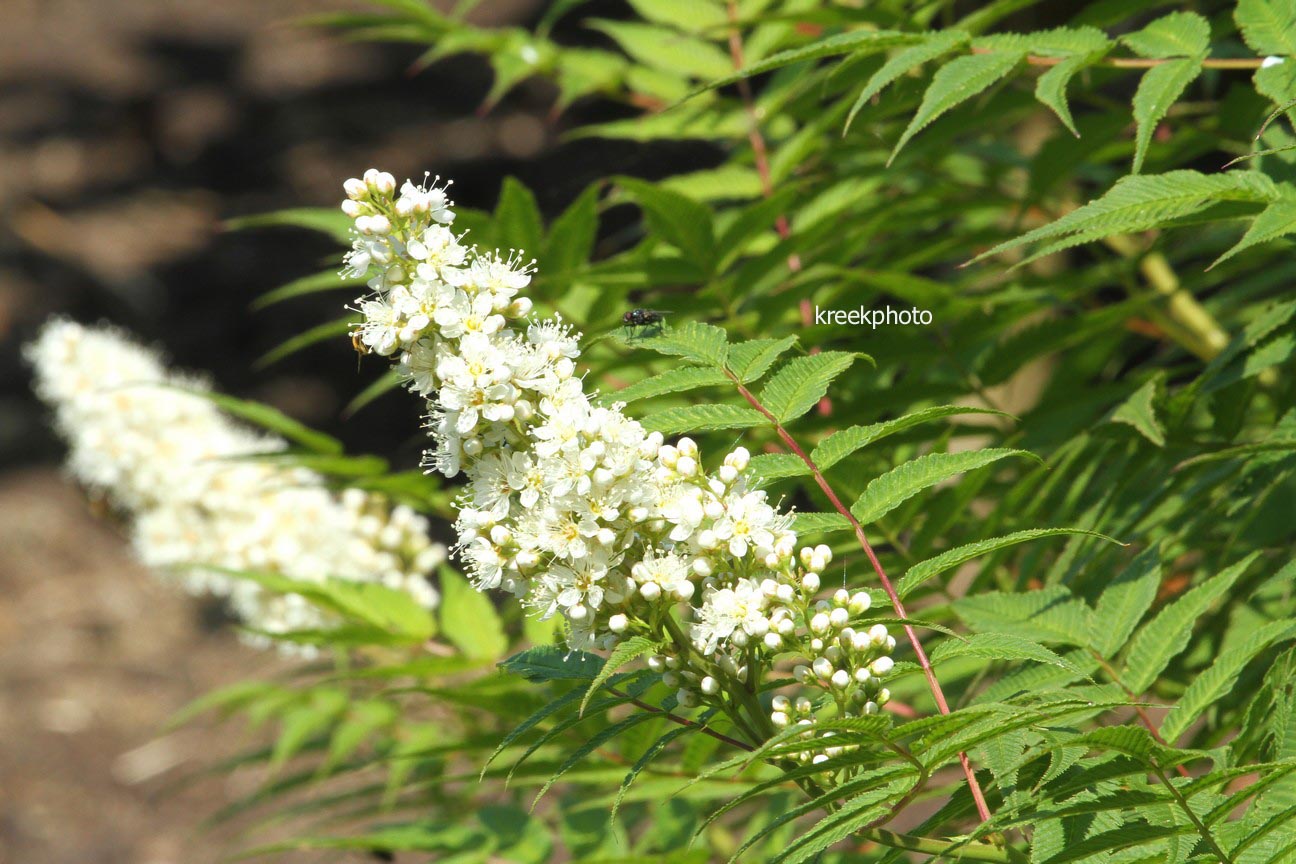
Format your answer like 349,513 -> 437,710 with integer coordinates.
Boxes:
692,578 -> 770,655
27,319 -> 443,655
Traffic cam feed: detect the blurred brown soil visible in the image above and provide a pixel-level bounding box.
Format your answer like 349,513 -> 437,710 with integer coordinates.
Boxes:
0,469 -> 313,863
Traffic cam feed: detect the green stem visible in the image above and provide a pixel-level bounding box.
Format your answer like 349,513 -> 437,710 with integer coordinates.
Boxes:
1150,761 -> 1235,864
861,828 -> 1027,863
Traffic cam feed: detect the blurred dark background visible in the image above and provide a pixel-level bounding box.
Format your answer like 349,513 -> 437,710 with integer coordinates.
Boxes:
0,1 -> 717,861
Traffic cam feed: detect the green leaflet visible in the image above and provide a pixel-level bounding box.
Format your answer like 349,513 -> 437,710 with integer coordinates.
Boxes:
1130,57 -> 1204,174
850,448 -> 1034,525
588,20 -> 732,81
1110,377 -> 1166,447
495,177 -> 545,254
1121,553 -> 1261,693
618,177 -> 717,272
845,29 -> 971,132
1211,194 -> 1296,269
896,528 -> 1116,598
929,632 -> 1090,675
725,335 -> 798,383
642,403 -> 767,434
634,320 -> 730,367
813,405 -> 1012,471
971,170 -> 1279,266
1090,544 -> 1162,659
746,452 -> 809,481
757,351 -> 860,423
791,511 -> 852,534
597,365 -> 730,406
701,29 -> 921,92
889,49 -> 1024,162
955,585 -> 1095,646
498,645 -> 604,683
1236,0 -> 1296,55
1161,619 -> 1296,743
580,635 -> 659,716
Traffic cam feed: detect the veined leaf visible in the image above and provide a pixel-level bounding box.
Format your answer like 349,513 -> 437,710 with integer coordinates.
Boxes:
641,403 -> 766,434
725,335 -> 798,383
1130,57 -> 1204,174
580,635 -> 658,716
1174,438 -> 1296,470
1121,553 -> 1261,693
845,30 -> 972,132
499,645 -> 603,683
1210,194 -> 1296,269
701,29 -> 920,92
495,177 -> 545,255
746,453 -> 810,481
633,320 -> 730,367
544,183 -> 600,274
1111,377 -> 1166,446
930,632 -> 1090,674
897,528 -> 1116,597
1036,52 -> 1105,136
1161,619 -> 1296,742
792,512 -> 852,535
813,405 -> 1012,470
889,50 -> 1024,162
850,448 -> 1034,525
955,585 -> 1095,646
1121,12 -> 1211,58
598,366 -> 729,406
758,351 -> 859,423
970,171 -> 1278,265
1090,544 -> 1162,658
1236,0 -> 1296,55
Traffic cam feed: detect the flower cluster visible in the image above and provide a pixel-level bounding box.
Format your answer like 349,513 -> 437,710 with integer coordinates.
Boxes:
342,169 -> 893,744
27,319 -> 444,654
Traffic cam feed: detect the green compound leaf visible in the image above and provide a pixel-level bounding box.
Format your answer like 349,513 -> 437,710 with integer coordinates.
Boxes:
1121,12 -> 1211,58
618,176 -> 717,272
851,448 -> 1035,525
1035,52 -> 1104,136
889,49 -> 1024,162
758,351 -> 860,423
499,645 -> 604,683
897,528 -> 1117,598
641,403 -> 767,434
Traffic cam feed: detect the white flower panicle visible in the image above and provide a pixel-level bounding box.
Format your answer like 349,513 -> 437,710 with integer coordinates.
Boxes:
27,319 -> 444,653
343,169 -> 894,753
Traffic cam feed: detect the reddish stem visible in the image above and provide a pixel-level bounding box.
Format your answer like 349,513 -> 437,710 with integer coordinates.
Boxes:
727,372 -> 993,822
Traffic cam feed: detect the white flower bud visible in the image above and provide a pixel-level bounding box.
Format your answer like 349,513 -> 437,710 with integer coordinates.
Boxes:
673,581 -> 694,601
812,657 -> 833,679
662,671 -> 679,687
700,676 -> 720,696
870,656 -> 894,676
770,710 -> 789,727
849,591 -> 871,614
802,572 -> 820,593
793,664 -> 811,682
639,582 -> 662,602
608,613 -> 628,634
772,695 -> 790,713
814,544 -> 832,565
777,617 -> 795,636
795,697 -> 812,714
833,588 -> 850,606
568,603 -> 588,621
677,689 -> 698,708
344,177 -> 369,199
763,631 -> 782,650
776,583 -> 795,603
869,624 -> 889,645
829,607 -> 850,629
647,654 -> 665,672
810,612 -> 830,634
812,753 -> 829,765
831,669 -> 850,688
676,456 -> 697,476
